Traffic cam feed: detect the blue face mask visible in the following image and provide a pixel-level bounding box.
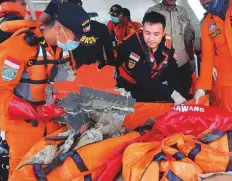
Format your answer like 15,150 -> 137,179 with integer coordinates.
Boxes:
110,16 -> 120,24
203,0 -> 229,20
57,27 -> 80,51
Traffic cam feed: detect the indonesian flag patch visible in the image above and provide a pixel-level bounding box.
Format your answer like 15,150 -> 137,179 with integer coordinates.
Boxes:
1,57 -> 20,81
129,52 -> 140,62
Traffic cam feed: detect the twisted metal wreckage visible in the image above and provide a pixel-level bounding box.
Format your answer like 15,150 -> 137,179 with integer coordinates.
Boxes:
15,86 -> 136,169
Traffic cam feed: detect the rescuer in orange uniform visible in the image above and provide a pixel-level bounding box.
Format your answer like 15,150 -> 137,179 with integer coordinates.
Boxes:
194,0 -> 232,112
0,2 -> 95,177
122,7 -> 142,30
107,4 -> 141,55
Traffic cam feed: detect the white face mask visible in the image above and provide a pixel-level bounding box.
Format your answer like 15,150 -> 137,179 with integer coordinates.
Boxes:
57,27 -> 80,51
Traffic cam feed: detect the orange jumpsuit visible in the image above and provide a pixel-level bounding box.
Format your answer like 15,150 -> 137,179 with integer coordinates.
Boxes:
107,18 -> 141,56
197,4 -> 232,112
0,26 -> 72,175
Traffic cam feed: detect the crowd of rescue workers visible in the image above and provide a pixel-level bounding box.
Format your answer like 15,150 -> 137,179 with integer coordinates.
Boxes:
0,0 -> 230,180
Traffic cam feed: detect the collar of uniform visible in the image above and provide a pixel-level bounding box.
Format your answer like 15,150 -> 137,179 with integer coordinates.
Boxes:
160,2 -> 179,12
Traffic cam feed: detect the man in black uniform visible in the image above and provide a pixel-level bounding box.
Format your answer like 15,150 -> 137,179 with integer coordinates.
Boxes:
72,21 -> 115,68
40,0 -> 115,68
116,11 -> 186,105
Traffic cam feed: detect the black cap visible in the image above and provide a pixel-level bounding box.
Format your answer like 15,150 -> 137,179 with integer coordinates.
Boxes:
109,4 -> 123,17
57,2 -> 96,46
62,0 -> 82,6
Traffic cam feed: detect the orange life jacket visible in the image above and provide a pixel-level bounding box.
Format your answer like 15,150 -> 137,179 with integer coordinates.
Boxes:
0,25 -> 74,133
107,18 -> 140,44
12,29 -> 75,105
107,19 -> 141,58
118,31 -> 172,85
9,130 -> 145,181
0,20 -> 41,33
131,21 -> 142,30
0,2 -> 26,20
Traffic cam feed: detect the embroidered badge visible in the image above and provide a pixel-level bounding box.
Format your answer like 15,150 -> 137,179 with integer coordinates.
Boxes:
129,52 -> 140,62
1,57 -> 20,81
130,28 -> 135,33
128,60 -> 136,69
208,22 -> 216,31
210,29 -> 221,38
80,36 -> 97,45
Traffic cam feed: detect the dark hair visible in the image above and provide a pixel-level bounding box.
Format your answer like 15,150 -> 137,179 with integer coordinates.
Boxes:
123,8 -> 130,18
142,11 -> 166,29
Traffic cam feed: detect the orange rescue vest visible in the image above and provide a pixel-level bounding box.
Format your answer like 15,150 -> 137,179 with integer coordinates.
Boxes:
107,19 -> 140,43
13,29 -> 74,105
0,2 -> 26,19
0,26 -> 74,132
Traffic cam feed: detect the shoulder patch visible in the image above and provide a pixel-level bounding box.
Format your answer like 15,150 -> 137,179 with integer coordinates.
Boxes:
1,57 -> 20,81
208,22 -> 216,31
130,28 -> 135,33
128,60 -> 136,69
129,52 -> 140,62
210,29 -> 221,38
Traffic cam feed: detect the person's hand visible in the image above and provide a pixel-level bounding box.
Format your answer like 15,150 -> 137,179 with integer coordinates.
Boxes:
194,89 -> 205,104
171,90 -> 186,106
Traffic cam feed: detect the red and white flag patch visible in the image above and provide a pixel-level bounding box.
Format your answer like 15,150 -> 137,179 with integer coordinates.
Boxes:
4,57 -> 20,69
129,52 -> 140,62
2,57 -> 20,81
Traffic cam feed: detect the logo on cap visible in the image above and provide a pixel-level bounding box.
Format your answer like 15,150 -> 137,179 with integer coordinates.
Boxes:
81,19 -> 90,33
109,4 -> 122,17
83,25 -> 90,33
112,6 -> 117,11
